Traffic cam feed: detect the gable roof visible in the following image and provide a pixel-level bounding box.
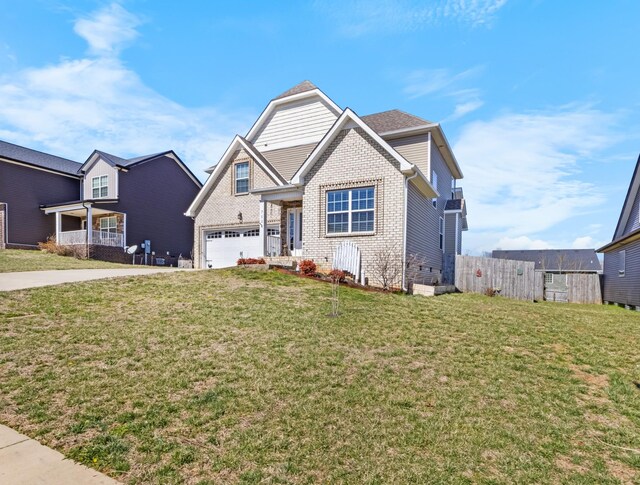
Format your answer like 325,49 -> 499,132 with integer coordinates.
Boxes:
362,110 -> 433,133
185,136 -> 286,217
0,139 -> 81,176
611,154 -> 640,241
273,80 -> 318,100
290,107 -> 438,198
492,249 -> 602,272
82,149 -> 202,188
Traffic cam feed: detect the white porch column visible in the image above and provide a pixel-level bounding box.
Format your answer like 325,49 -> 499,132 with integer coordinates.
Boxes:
259,200 -> 267,256
86,205 -> 93,244
55,211 -> 62,243
123,213 -> 127,248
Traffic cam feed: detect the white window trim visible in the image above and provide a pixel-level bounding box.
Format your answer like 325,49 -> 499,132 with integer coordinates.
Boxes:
619,250 -> 626,277
92,175 -> 109,199
99,216 -> 117,233
545,273 -> 553,284
326,186 -> 376,236
234,161 -> 250,195
432,171 -> 438,208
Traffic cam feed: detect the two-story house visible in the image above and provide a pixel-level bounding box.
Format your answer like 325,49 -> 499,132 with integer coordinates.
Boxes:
598,154 -> 640,309
0,140 -> 201,262
186,81 -> 468,288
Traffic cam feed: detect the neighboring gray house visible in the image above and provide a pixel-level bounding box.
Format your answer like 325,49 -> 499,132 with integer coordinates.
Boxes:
492,249 -> 602,301
186,81 -> 468,288
0,140 -> 201,262
597,155 -> 640,309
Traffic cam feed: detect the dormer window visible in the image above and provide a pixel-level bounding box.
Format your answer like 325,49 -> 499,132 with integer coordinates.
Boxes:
235,162 -> 249,194
92,175 -> 108,198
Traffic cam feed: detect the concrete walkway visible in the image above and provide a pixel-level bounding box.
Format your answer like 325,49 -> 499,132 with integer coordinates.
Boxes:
0,267 -> 186,292
0,424 -> 120,484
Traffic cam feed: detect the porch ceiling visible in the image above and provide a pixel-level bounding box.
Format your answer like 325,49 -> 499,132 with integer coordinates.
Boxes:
58,207 -> 117,218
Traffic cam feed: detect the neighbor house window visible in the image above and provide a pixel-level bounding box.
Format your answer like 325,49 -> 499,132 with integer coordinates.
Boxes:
545,273 -> 553,284
439,217 -> 444,251
327,186 -> 374,234
99,216 -> 117,234
432,171 -> 438,208
235,162 -> 249,194
619,250 -> 626,277
92,175 -> 108,198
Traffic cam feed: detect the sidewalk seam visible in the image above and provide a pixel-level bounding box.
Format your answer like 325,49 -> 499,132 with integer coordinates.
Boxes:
0,438 -> 30,450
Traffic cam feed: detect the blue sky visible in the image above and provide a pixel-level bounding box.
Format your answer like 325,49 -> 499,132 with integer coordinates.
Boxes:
1,0 -> 639,254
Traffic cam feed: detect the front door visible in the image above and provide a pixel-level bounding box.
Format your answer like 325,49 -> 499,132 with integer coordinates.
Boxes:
288,208 -> 302,256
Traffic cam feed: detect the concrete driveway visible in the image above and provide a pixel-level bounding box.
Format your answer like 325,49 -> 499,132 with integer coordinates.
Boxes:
0,267 -> 187,292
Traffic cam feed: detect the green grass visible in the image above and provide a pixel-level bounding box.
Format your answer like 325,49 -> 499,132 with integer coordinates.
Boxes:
1,268 -> 639,483
0,249 -> 130,272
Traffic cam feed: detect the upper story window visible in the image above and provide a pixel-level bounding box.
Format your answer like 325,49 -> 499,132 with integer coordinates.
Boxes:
432,171 -> 438,208
439,216 -> 444,251
92,175 -> 108,199
327,186 -> 374,234
619,250 -> 626,277
235,162 -> 249,194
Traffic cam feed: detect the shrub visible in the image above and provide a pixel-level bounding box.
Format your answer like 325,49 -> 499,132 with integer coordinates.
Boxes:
485,287 -> 497,297
328,269 -> 346,283
298,259 -> 317,275
237,258 -> 266,265
38,236 -> 88,259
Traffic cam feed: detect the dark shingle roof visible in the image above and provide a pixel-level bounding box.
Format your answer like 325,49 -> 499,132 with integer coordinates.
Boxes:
92,150 -> 170,168
361,109 -> 433,134
491,249 -> 602,272
0,139 -> 81,176
273,81 -> 318,100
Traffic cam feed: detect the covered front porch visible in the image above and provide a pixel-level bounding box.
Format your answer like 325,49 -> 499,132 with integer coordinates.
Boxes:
255,185 -> 303,258
41,200 -> 126,248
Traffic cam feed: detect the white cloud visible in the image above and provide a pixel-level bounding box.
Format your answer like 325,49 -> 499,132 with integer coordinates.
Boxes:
0,3 -> 249,179
315,0 -> 508,37
454,105 -> 621,253
494,236 -> 553,250
74,3 -> 141,56
404,67 -> 484,120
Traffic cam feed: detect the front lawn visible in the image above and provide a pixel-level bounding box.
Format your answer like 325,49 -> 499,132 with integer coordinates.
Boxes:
1,269 -> 639,483
0,249 -> 130,272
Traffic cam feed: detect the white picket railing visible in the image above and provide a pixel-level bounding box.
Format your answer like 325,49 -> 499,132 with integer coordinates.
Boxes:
58,230 -> 124,247
266,235 -> 281,257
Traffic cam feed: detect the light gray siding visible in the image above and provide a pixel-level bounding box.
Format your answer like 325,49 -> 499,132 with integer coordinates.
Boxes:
623,190 -> 640,234
83,158 -> 118,199
444,212 -> 457,254
261,143 -> 316,181
388,134 -> 429,175
430,140 -> 453,212
602,239 -> 640,307
406,181 -> 442,284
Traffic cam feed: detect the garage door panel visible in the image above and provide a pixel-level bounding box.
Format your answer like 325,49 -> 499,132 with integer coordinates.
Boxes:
205,229 -> 263,268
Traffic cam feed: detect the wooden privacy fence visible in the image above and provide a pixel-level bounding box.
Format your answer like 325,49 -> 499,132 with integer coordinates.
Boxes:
455,255 -> 536,301
455,255 -> 602,304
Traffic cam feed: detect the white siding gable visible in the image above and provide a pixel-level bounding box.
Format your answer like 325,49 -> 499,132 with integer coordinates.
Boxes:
83,158 -> 118,199
251,97 -> 339,152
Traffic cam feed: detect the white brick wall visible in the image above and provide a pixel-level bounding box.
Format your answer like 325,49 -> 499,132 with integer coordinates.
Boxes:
302,128 -> 406,286
192,151 -> 281,268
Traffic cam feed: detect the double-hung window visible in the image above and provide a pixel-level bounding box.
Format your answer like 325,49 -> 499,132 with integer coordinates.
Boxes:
432,171 -> 438,208
619,250 -> 626,277
327,186 -> 374,234
439,217 -> 444,251
100,216 -> 117,234
235,162 -> 249,194
92,175 -> 108,198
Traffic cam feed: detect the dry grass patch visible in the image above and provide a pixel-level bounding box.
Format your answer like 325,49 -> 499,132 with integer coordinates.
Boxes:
0,248 -> 129,272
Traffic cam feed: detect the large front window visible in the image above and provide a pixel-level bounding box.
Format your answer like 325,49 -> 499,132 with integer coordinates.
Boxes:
235,162 -> 249,194
327,186 -> 374,234
92,175 -> 108,198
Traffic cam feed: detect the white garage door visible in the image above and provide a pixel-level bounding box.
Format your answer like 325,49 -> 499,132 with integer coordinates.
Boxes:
204,228 -> 264,268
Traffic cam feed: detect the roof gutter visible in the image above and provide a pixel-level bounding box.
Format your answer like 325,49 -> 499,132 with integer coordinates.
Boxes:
597,227 -> 640,252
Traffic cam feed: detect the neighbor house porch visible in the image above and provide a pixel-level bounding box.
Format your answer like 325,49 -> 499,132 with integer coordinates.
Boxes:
41,200 -> 126,248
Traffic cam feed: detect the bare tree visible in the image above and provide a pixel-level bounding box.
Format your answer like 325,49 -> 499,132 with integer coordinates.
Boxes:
371,243 -> 403,290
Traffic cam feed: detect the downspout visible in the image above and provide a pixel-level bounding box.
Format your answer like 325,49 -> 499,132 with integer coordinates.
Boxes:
402,170 -> 419,292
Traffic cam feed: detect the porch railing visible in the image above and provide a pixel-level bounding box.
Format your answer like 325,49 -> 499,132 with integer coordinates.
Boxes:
58,230 -> 124,247
266,235 -> 281,257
